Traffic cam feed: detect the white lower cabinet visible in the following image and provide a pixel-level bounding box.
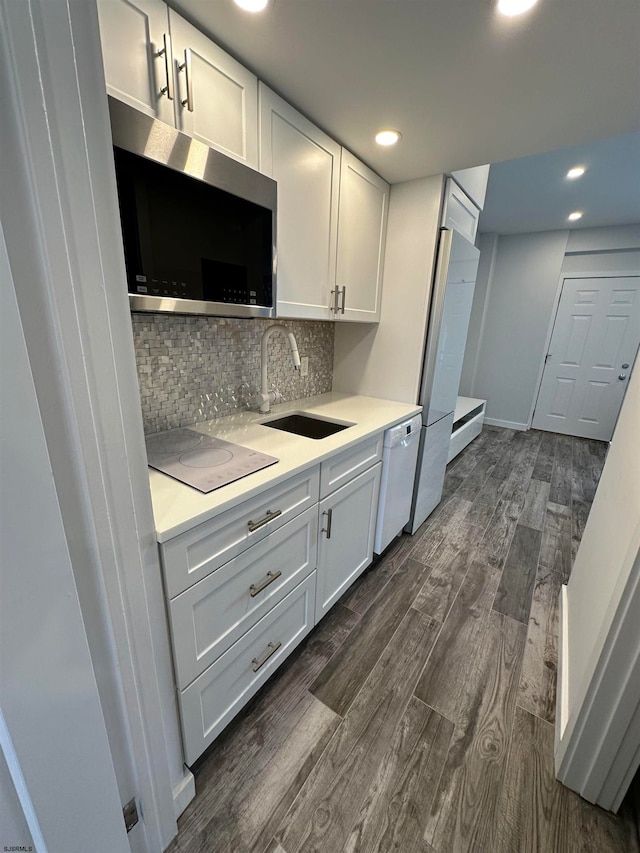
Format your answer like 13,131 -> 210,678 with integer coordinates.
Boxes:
315,462 -> 382,621
179,571 -> 316,765
160,434 -> 384,765
169,504 -> 318,689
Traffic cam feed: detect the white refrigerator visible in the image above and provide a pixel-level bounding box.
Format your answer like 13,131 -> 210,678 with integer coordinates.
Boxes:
406,227 -> 480,534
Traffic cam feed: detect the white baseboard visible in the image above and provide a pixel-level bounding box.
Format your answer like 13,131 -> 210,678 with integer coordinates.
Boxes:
484,417 -> 528,431
556,584 -> 570,760
172,767 -> 195,819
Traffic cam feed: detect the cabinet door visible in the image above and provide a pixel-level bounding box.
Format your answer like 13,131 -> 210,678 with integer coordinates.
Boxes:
441,178 -> 480,244
259,84 -> 340,321
316,462 -> 381,621
169,10 -> 258,168
336,150 -> 389,323
97,0 -> 174,125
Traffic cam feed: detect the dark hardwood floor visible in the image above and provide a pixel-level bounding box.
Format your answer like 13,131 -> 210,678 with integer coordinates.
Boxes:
166,426 -> 639,853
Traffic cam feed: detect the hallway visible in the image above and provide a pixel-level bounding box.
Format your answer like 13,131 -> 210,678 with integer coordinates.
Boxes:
167,426 -> 639,852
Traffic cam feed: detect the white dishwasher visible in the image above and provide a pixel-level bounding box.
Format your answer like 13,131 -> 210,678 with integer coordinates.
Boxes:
374,414 -> 422,554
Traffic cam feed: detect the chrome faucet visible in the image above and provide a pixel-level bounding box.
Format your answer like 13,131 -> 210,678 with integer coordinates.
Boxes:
258,324 -> 301,413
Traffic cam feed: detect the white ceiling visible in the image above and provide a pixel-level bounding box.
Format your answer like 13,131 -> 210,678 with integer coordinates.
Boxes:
480,131 -> 640,234
171,0 -> 640,184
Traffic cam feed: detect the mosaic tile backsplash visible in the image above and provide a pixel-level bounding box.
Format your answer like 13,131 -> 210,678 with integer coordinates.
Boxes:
131,314 -> 335,434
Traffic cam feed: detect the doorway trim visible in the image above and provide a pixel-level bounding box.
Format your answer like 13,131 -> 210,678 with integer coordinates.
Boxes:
527,269 -> 640,431
0,2 -> 184,851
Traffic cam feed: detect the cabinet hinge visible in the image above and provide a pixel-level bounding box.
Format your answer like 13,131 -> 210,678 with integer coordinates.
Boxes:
123,798 -> 139,833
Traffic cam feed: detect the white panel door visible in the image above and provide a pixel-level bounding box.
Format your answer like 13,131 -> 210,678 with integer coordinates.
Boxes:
533,276 -> 640,440
259,83 -> 340,320
335,150 -> 389,323
97,0 -> 174,125
169,10 -> 258,167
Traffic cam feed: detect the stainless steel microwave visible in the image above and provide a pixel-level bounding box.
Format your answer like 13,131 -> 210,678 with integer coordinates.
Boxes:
109,98 -> 277,319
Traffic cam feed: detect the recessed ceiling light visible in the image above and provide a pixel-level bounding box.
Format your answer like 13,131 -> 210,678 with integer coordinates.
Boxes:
497,0 -> 539,16
566,166 -> 586,180
568,211 -> 583,221
375,129 -> 402,147
233,0 -> 269,12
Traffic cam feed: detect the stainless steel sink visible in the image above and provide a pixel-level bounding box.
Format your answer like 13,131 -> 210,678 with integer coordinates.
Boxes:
261,412 -> 353,439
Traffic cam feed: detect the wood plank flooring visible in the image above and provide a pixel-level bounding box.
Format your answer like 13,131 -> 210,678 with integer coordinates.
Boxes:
166,427 -> 639,853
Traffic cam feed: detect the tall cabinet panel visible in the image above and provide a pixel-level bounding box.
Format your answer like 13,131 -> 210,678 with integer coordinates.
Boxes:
97,0 -> 174,125
169,10 -> 258,168
336,150 -> 389,323
259,84 -> 340,321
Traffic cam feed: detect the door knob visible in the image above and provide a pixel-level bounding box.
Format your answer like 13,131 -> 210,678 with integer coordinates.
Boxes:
618,373 -> 627,380
621,363 -> 629,369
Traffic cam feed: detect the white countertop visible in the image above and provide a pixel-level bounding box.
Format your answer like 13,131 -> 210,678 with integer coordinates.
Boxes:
149,392 -> 421,542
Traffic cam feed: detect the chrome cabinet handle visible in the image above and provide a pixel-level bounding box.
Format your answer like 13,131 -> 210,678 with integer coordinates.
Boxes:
619,373 -> 627,381
249,570 -> 282,597
330,288 -> 339,313
322,508 -> 333,539
179,48 -> 193,111
156,33 -> 173,100
247,508 -> 282,533
252,640 -> 281,672
340,285 -> 346,314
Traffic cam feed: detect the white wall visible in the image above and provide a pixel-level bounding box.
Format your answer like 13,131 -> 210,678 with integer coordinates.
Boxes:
565,362 -> 640,712
0,219 -> 129,853
458,231 -> 498,397
333,175 -> 444,402
462,230 -> 570,428
461,224 -> 640,428
555,356 -> 640,809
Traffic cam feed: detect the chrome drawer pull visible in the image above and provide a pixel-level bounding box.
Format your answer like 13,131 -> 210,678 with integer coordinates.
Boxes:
247,509 -> 282,533
252,640 -> 281,672
249,570 -> 282,597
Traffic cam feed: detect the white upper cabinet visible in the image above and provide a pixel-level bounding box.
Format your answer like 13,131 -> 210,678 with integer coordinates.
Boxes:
97,0 -> 174,125
259,84 -> 340,321
450,164 -> 490,211
335,151 -> 389,322
168,10 -> 258,168
441,178 -> 480,244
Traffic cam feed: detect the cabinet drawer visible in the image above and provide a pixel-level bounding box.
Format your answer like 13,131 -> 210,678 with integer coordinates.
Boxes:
161,466 -> 320,598
169,505 -> 318,689
320,435 -> 382,499
178,571 -> 316,765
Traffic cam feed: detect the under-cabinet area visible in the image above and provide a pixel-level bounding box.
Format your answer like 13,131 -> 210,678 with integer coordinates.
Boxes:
150,395 -> 416,764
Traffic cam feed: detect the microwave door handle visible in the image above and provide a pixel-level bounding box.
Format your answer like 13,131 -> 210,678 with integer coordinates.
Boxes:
179,48 -> 194,112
